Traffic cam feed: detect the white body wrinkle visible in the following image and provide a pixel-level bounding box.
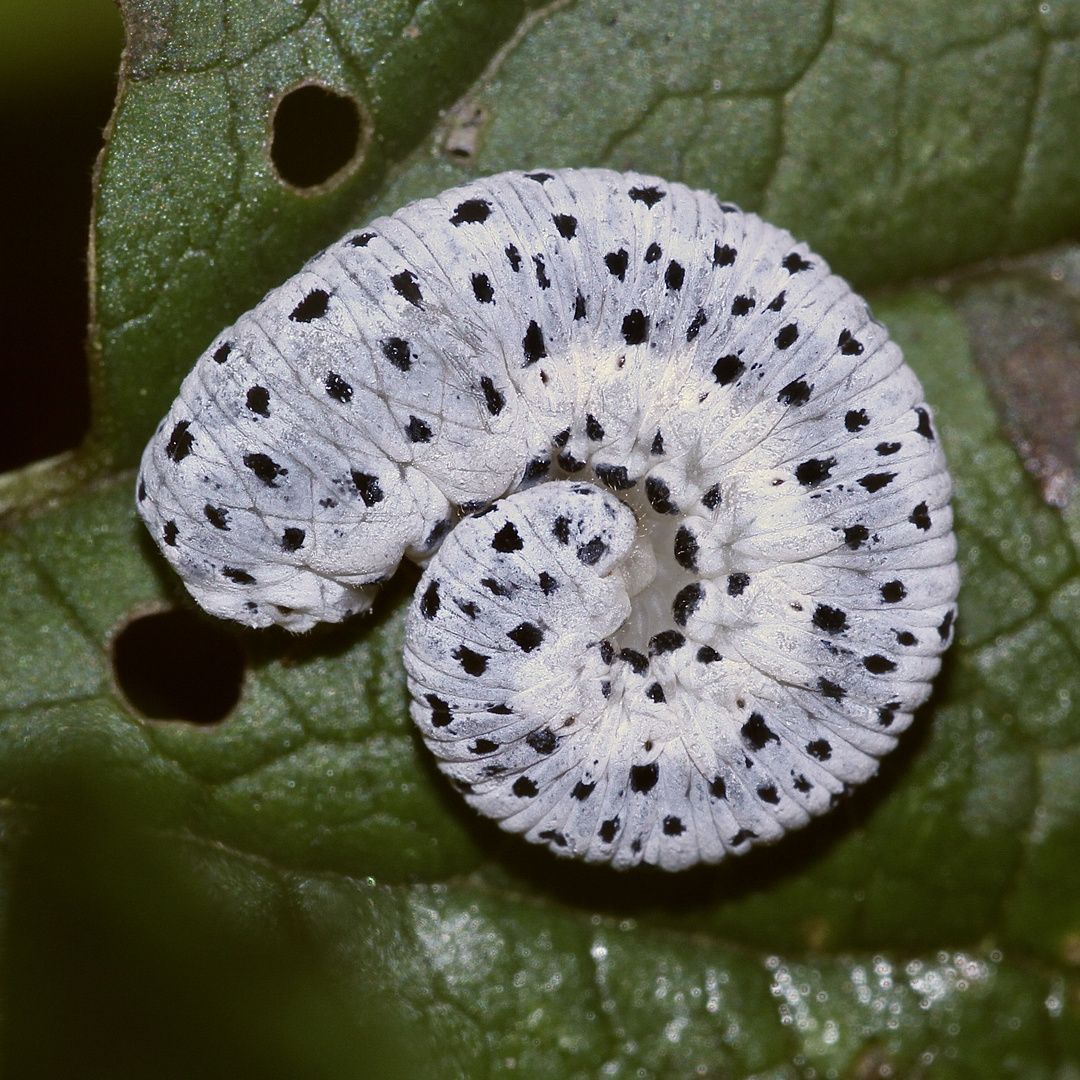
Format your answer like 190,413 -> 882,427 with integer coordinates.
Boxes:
138,168 -> 959,871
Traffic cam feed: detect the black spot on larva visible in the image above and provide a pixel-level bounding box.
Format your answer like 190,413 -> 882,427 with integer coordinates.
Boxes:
651,430 -> 664,455
878,579 -> 909,605
585,414 -> 605,441
775,323 -> 799,350
526,728 -> 558,755
246,386 -> 270,416
878,706 -> 896,727
479,376 -> 504,416
645,476 -> 678,515
425,518 -> 450,547
522,320 -> 546,365
598,640 -> 615,665
674,526 -> 698,571
646,682 -> 666,703
742,713 -> 779,750
492,521 -> 523,553
381,337 -> 411,371
471,272 -> 494,304
419,580 -> 440,619
351,470 -> 383,507
846,409 -> 870,432
553,213 -> 577,239
858,472 -> 896,492
708,776 -> 727,800
223,566 -> 255,585
795,457 -> 835,488
604,249 -> 629,280
813,604 -> 848,633
909,502 -> 932,530
664,260 -> 685,290
453,645 -> 489,676
426,693 -> 452,727
701,484 -> 722,510
577,536 -> 608,565
817,678 -> 845,702
325,372 -> 353,403
572,780 -> 596,801
897,631 -> 918,646
281,527 -> 305,552
864,654 -> 896,674
649,630 -> 685,655
512,776 -> 539,798
508,622 -> 544,652
793,775 -> 813,793
137,479 -> 147,501
783,252 -> 812,274
662,815 -> 685,837
452,778 -> 473,794
712,355 -> 745,385
767,291 -> 786,312
672,583 -> 704,626
837,329 -> 864,355
644,242 -> 662,263
629,185 -> 665,207
244,452 -> 288,486
558,450 -> 586,473
573,291 -> 587,320
539,571 -> 558,595
490,703 -> 513,715
714,242 -> 736,267
525,171 -> 553,183
522,456 -> 550,482
289,289 -> 330,322
391,271 -> 423,307
599,817 -> 619,842
777,378 -> 811,406
727,573 -> 749,597
806,739 -> 832,761
686,308 -> 707,342
204,504 -> 230,530
938,609 -> 955,642
450,198 -> 491,225
162,520 -> 178,546
697,645 -> 721,663
729,828 -> 757,846
212,342 -> 232,364
469,739 -> 498,755
594,464 -> 636,491
533,255 -> 551,290
457,600 -> 478,619
505,244 -> 522,272
165,421 -> 193,462
622,309 -> 649,345
756,785 -> 780,805
732,295 -> 755,316
877,442 -> 901,456
630,762 -> 659,793
844,524 -> 870,549
915,407 -> 935,439
538,829 -> 567,847
620,648 -> 648,675
481,577 -> 511,597
406,416 -> 433,443
552,516 -> 571,544
349,231 -> 375,247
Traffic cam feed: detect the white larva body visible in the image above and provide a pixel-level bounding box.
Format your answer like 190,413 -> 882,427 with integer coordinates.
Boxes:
138,168 -> 958,871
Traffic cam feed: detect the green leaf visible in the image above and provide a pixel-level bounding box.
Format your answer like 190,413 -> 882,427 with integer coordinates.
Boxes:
5,0 -> 1080,1074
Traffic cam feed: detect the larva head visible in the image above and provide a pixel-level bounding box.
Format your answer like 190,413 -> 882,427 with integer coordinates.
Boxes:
137,167 -> 958,869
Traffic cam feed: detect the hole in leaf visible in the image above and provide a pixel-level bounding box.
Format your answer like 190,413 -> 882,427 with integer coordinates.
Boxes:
270,83 -> 367,191
112,610 -> 244,725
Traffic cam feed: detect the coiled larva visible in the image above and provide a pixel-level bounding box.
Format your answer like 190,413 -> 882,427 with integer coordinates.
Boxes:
137,168 -> 959,871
